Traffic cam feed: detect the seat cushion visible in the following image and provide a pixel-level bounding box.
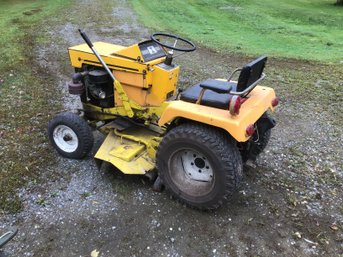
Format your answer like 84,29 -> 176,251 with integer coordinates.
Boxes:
199,79 -> 233,94
180,81 -> 237,109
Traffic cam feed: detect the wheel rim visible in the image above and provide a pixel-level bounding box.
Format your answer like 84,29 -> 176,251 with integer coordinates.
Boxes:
52,125 -> 79,153
169,148 -> 214,197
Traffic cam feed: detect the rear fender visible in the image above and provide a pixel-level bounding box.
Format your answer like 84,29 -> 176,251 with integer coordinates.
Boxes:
158,86 -> 276,142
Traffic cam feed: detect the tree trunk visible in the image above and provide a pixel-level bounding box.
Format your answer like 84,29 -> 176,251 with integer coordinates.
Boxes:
337,0 -> 343,5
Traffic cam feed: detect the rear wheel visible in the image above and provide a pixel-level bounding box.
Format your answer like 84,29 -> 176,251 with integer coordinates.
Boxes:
156,122 -> 242,210
48,112 -> 94,159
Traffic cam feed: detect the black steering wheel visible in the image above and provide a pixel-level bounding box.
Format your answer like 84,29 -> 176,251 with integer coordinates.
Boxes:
151,32 -> 196,52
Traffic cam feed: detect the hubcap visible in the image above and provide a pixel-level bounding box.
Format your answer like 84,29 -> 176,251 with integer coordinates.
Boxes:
180,151 -> 213,182
169,148 -> 214,196
53,125 -> 78,153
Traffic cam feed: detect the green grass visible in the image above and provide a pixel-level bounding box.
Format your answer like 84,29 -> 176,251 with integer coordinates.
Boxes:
0,0 -> 68,71
131,0 -> 343,62
0,0 -> 70,213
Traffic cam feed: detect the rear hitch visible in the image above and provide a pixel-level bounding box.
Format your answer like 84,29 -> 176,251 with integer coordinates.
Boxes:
257,112 -> 276,135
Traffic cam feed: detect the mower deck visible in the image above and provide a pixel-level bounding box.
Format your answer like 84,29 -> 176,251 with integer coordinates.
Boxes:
95,127 -> 160,175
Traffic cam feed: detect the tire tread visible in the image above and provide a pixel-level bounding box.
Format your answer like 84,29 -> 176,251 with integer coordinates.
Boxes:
48,112 -> 93,159
156,122 -> 242,210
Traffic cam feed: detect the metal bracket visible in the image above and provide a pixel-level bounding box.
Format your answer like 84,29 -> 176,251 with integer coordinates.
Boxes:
229,73 -> 266,96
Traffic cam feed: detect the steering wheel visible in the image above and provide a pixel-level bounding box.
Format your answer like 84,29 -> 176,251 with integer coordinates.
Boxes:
151,32 -> 196,52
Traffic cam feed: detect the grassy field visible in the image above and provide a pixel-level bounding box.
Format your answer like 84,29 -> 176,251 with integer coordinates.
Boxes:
131,0 -> 343,62
0,0 -> 70,212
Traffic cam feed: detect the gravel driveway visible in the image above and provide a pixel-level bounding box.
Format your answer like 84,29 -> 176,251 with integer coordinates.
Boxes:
1,0 -> 342,256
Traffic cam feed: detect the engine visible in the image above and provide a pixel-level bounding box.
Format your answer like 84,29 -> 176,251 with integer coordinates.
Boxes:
68,66 -> 114,108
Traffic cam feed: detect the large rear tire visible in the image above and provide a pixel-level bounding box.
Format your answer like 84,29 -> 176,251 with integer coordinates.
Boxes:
156,122 -> 243,210
48,112 -> 94,159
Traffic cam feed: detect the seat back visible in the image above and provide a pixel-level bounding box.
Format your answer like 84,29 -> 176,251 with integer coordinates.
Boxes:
236,56 -> 267,92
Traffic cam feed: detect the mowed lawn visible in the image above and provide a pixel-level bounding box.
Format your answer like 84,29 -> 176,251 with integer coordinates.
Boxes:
131,0 -> 343,62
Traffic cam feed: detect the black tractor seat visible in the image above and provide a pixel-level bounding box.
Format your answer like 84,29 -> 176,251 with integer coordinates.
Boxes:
180,79 -> 237,109
180,56 -> 268,110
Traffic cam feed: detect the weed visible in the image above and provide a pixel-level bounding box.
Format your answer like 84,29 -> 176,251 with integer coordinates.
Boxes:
80,192 -> 91,199
286,193 -> 298,207
36,198 -> 47,206
111,179 -> 133,202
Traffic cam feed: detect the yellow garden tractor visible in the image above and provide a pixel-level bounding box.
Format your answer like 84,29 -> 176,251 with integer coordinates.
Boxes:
48,30 -> 278,209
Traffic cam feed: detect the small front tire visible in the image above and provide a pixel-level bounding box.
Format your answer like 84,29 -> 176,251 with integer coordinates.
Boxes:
48,112 -> 94,159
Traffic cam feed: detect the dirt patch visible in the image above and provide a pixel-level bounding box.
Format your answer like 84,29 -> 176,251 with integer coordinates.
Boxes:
1,0 -> 342,256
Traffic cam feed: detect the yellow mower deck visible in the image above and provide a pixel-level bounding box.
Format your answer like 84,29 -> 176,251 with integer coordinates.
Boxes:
95,127 -> 160,175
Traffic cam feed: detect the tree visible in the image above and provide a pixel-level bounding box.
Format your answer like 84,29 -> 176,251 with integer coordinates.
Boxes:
336,0 -> 343,5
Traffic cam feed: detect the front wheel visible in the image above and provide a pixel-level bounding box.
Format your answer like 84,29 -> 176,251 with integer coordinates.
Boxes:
156,122 -> 243,210
48,112 -> 94,159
